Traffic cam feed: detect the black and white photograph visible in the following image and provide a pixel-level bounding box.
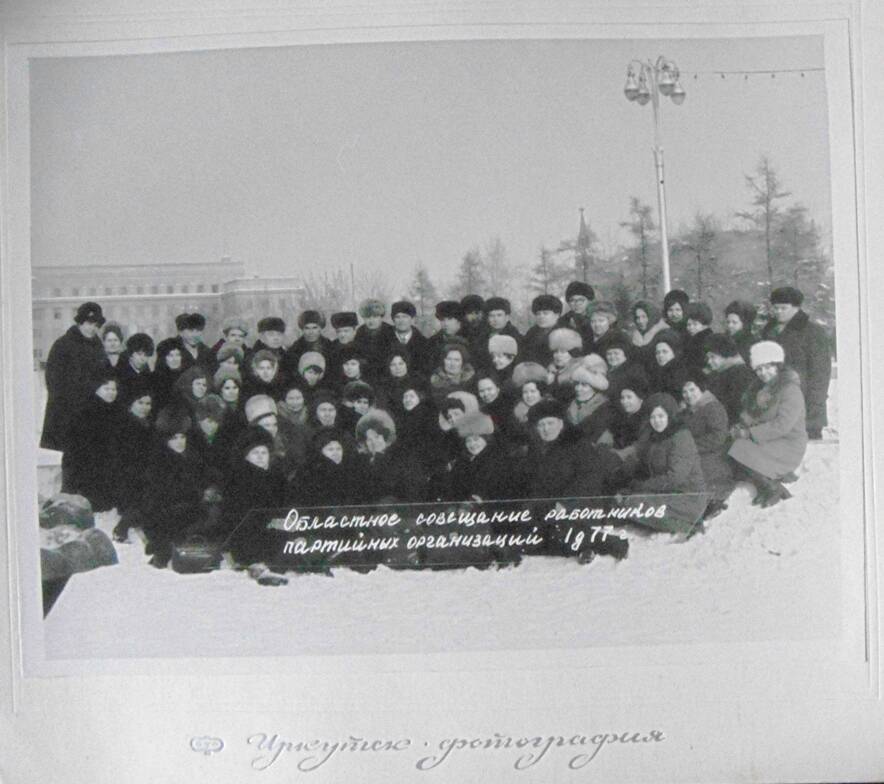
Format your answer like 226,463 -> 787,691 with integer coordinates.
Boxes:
1,1 -> 882,781
23,30 -> 850,659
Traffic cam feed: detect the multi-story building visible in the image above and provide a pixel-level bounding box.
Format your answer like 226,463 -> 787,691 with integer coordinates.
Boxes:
31,259 -> 305,366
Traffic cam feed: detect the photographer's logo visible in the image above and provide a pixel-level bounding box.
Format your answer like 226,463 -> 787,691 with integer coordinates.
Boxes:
190,736 -> 225,756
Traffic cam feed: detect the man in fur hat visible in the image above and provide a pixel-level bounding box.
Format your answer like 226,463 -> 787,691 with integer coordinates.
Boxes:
354,298 -> 397,384
390,300 -> 430,372
174,312 -> 216,373
282,309 -> 331,380
327,311 -> 359,380
211,316 -> 250,355
41,301 -> 108,452
558,281 -> 595,346
248,317 -> 288,366
521,294 -> 563,366
761,286 -> 832,439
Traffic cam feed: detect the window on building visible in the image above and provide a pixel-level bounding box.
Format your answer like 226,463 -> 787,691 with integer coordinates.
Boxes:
166,285 -> 174,294
211,284 -> 219,293
53,309 -> 61,320
181,284 -> 190,294
137,286 -> 144,295
52,288 -> 61,297
197,284 -> 205,293
151,285 -> 159,295
72,287 -> 80,297
88,287 -> 97,296
119,286 -> 128,295
104,287 -> 112,295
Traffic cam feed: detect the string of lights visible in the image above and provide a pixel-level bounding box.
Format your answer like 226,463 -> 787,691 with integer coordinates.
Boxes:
688,68 -> 824,79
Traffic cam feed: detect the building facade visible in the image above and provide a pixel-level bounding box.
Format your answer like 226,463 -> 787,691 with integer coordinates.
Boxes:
31,260 -> 305,366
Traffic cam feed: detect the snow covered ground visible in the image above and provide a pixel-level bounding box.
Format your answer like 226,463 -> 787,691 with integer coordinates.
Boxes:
42,392 -> 842,661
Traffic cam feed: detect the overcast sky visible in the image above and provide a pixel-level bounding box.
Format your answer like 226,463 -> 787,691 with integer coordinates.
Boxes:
29,35 -> 829,287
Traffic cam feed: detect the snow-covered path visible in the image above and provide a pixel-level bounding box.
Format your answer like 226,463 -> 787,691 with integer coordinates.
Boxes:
43,439 -> 840,660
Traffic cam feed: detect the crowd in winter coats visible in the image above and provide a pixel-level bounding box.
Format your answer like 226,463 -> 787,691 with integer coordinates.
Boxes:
42,281 -> 832,569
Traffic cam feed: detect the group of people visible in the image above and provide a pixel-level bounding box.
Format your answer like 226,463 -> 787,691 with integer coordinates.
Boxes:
40,280 -> 832,569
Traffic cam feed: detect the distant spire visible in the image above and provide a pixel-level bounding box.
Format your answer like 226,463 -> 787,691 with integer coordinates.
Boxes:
577,207 -> 591,252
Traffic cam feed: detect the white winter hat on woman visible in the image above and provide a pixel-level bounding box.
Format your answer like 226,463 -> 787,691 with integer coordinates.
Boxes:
750,340 -> 785,369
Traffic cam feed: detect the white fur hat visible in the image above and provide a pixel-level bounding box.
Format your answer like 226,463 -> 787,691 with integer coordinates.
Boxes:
750,340 -> 785,369
244,394 -> 278,424
569,353 -> 609,391
548,327 -> 583,353
488,334 -> 518,356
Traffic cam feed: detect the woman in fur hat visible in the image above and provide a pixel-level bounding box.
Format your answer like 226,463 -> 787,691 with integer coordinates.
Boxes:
377,347 -> 426,416
683,302 -> 715,375
680,376 -> 734,517
486,333 -> 519,387
151,338 -> 186,413
111,377 -> 155,542
288,429 -> 364,508
216,343 -> 246,373
355,408 -> 427,503
338,380 -> 376,436
565,355 -> 615,445
703,334 -> 758,425
61,368 -> 125,512
647,329 -> 691,398
445,411 -> 516,502
588,301 -> 624,357
243,394 -> 303,481
221,426 -> 286,567
662,289 -> 691,333
249,317 -> 287,366
620,393 -> 707,530
277,380 -> 311,430
629,300 -> 668,372
609,370 -> 650,452
727,341 -> 807,508
213,366 -> 243,412
524,397 -> 622,500
510,361 -> 550,426
604,331 -> 648,392
429,342 -> 476,407
724,300 -> 758,365
296,350 -> 328,393
140,407 -> 212,568
546,327 -> 584,403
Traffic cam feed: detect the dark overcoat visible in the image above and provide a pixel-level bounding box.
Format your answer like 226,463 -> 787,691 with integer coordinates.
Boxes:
682,391 -> 734,499
706,360 -> 757,425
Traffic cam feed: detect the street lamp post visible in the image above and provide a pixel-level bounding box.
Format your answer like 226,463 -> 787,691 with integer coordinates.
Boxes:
624,56 -> 685,294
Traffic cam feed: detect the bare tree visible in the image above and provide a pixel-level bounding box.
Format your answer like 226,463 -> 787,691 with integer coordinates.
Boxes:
528,245 -> 569,295
619,196 -> 657,297
482,236 -> 512,298
672,212 -> 720,300
407,264 -> 439,318
449,246 -> 486,299
736,155 -> 792,290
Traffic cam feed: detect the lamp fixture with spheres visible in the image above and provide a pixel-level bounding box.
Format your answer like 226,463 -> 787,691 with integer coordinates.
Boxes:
622,55 -> 686,293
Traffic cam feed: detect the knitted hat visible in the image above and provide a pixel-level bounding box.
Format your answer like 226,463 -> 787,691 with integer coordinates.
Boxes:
548,327 -> 583,353
257,316 -> 286,333
193,393 -> 226,423
331,311 -> 359,329
652,328 -> 684,354
298,310 -> 326,329
565,281 -> 595,301
750,340 -> 785,369
310,428 -> 346,457
511,361 -> 549,388
155,406 -> 191,437
645,392 -> 680,420
391,300 -> 417,318
590,300 -> 618,322
355,408 -> 397,443
438,391 -> 480,431
244,394 -> 278,424
532,294 -> 563,315
483,296 -> 511,315
527,396 -> 566,424
358,298 -> 386,319
685,302 -> 713,326
298,351 -> 326,375
250,348 -> 279,369
175,312 -> 206,331
663,289 -> 690,313
174,366 -> 208,395
221,316 -> 249,336
435,300 -> 464,320
39,493 -> 95,530
101,321 -> 124,343
460,294 -> 485,314
216,343 -> 245,364
342,380 -> 375,403
569,354 -> 610,391
724,300 -> 757,327
311,390 -> 338,412
704,333 -> 740,358
74,301 -> 105,326
213,366 -> 243,390
234,425 -> 275,460
612,367 -> 649,400
455,411 -> 495,438
125,332 -> 155,356
488,334 -> 518,356
155,337 -> 183,361
770,286 -> 804,306
603,332 -> 633,357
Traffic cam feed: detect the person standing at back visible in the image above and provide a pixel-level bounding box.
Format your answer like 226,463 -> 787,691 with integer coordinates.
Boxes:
761,286 -> 832,439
